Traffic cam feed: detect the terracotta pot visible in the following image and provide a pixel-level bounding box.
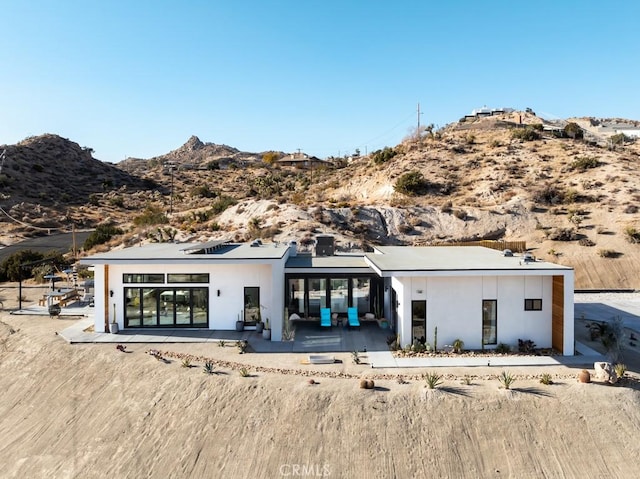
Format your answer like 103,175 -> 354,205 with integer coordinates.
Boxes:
578,370 -> 591,383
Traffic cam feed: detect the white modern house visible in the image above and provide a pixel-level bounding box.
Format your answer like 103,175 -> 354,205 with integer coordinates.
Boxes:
81,239 -> 575,355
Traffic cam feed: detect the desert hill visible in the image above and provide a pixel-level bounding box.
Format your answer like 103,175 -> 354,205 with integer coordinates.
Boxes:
0,134 -> 157,230
1,111 -> 640,289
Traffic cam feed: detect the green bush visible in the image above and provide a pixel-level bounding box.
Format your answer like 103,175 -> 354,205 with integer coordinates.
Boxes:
210,195 -> 237,215
570,156 -> 599,172
133,205 -> 168,227
190,184 -> 216,198
83,224 -> 124,250
511,127 -> 540,141
371,146 -> 397,164
564,122 -> 583,139
624,226 -> 640,244
394,171 -> 428,196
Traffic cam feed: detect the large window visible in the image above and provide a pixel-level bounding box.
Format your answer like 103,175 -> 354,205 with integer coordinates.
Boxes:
353,278 -> 371,313
124,287 -> 208,328
288,278 -> 305,317
330,278 -> 349,313
308,278 -> 327,317
482,300 -> 497,345
285,275 -> 379,319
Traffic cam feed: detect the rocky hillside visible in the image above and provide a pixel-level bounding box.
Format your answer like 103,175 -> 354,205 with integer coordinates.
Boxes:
0,134 -> 156,230
1,112 -> 640,289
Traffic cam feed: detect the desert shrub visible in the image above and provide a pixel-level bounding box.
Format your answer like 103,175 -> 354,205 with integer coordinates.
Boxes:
452,338 -> 464,354
32,163 -> 44,172
511,127 -> 540,141
623,204 -> 638,214
531,184 -> 566,205
210,195 -> 237,215
623,226 -> 640,243
371,146 -> 397,164
83,223 -> 124,250
570,156 -> 599,172
547,228 -> 577,241
518,339 -> 536,354
564,122 -> 583,139
598,249 -> 618,258
109,196 -> 125,208
540,373 -> 553,385
495,343 -> 511,354
88,193 -> 100,206
394,171 -> 430,196
133,205 -> 168,226
579,238 -> 595,247
191,184 -> 216,198
610,133 -> 631,146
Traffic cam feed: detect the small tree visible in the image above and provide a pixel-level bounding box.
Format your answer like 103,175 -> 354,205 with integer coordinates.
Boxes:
564,122 -> 583,139
262,151 -> 281,165
394,171 -> 428,196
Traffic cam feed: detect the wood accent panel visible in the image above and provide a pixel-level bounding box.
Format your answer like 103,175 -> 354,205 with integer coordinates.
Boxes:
552,276 -> 564,353
104,265 -> 110,333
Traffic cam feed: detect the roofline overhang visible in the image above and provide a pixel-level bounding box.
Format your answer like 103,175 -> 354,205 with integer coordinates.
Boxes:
380,267 -> 574,278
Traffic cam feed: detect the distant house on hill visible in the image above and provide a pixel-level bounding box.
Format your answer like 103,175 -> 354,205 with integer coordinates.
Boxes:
277,152 -> 331,168
465,106 -> 515,120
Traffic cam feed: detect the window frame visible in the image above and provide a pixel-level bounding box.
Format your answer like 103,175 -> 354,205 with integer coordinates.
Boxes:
524,298 -> 543,311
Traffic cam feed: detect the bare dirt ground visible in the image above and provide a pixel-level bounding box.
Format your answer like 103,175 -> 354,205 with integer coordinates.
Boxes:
1,304 -> 640,478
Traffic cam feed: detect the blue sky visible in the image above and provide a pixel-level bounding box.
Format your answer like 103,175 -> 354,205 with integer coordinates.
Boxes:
1,1 -> 638,162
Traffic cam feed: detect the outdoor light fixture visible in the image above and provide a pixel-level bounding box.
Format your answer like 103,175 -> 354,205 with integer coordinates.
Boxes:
217,289 -> 221,297
110,290 -> 114,297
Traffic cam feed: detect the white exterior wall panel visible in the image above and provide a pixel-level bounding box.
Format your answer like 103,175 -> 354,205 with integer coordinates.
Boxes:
97,262 -> 279,332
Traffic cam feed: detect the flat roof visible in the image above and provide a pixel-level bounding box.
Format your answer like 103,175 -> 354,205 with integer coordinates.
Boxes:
80,242 -> 289,264
366,246 -> 573,275
285,253 -> 370,270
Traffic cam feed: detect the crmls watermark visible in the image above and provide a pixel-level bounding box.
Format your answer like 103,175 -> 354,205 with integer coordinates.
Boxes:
279,464 -> 331,477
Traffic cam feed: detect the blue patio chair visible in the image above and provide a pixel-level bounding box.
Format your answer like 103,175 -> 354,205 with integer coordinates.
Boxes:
347,307 -> 360,329
320,307 -> 332,328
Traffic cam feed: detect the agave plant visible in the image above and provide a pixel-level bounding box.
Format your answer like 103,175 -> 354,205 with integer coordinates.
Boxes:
498,370 -> 516,390
423,371 -> 443,389
203,361 -> 215,374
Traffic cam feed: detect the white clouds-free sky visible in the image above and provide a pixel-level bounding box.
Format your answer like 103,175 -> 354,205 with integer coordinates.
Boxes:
1,1 -> 638,162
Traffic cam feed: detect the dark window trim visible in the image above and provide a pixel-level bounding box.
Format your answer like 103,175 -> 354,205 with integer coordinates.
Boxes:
123,273 -> 165,284
524,298 -> 543,311
167,273 -> 210,284
123,286 -> 208,328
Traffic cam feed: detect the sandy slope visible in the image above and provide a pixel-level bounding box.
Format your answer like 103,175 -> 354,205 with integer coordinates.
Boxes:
1,313 -> 640,479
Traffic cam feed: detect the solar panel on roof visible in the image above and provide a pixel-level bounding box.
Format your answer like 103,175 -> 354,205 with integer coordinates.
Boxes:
181,240 -> 229,254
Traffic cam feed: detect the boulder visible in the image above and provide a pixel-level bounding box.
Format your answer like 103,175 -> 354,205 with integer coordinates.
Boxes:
594,362 -> 618,384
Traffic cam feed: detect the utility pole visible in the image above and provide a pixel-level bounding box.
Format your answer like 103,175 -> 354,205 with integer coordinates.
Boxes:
417,102 -> 423,140
164,162 -> 176,215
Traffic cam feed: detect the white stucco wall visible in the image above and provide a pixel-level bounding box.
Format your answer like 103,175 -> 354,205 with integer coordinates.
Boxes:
93,262 -> 285,334
395,272 -> 573,354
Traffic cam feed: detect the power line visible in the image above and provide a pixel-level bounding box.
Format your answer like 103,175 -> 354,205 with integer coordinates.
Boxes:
335,110 -> 415,156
